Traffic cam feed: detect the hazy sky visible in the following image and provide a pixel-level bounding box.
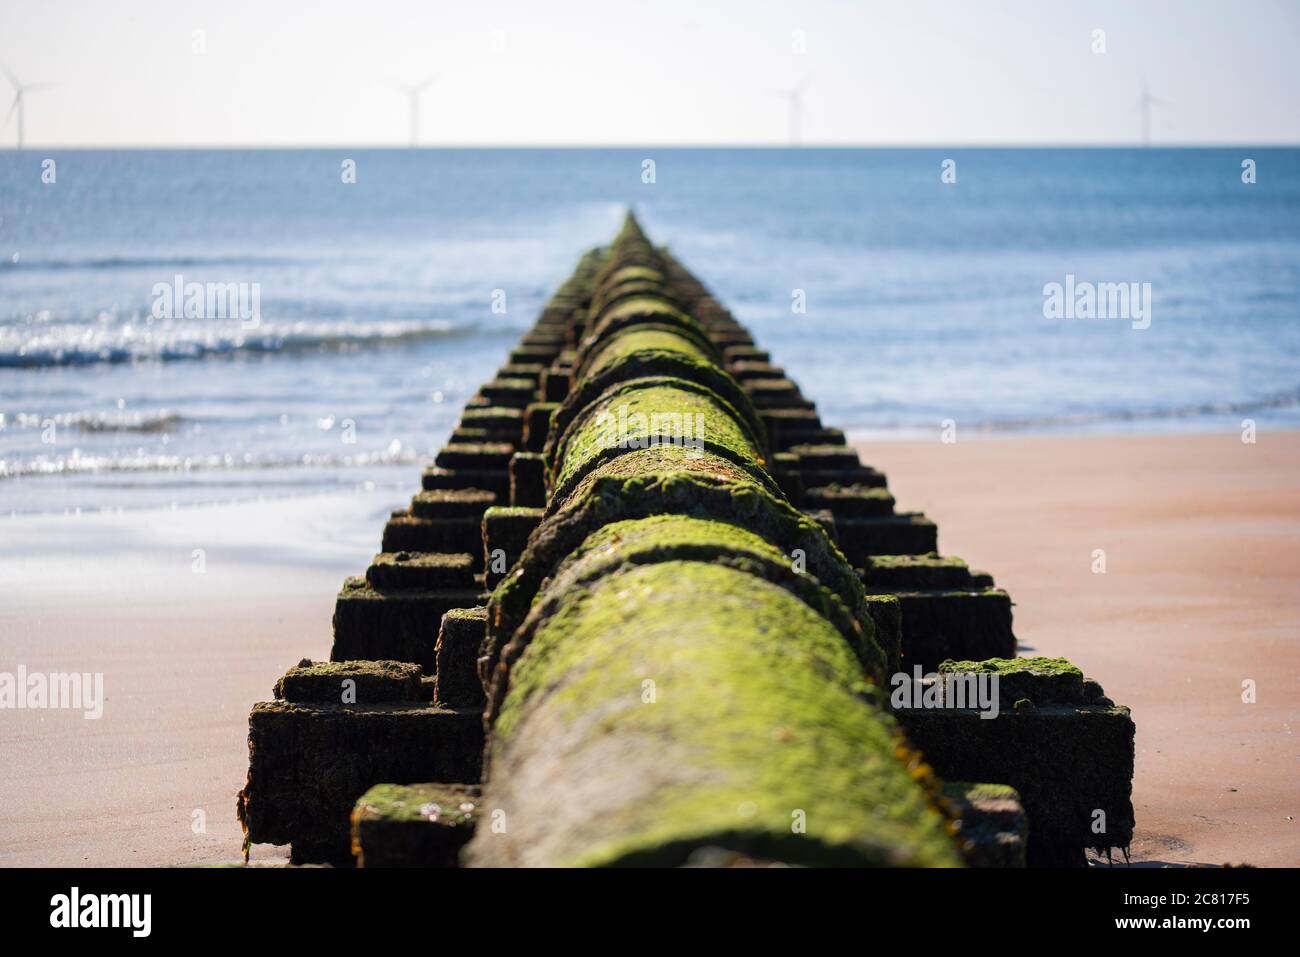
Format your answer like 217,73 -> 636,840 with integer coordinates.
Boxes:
2,0 -> 1298,147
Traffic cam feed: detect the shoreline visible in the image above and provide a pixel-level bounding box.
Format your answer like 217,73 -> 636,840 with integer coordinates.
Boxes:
0,491 -> 398,867
0,430 -> 1296,865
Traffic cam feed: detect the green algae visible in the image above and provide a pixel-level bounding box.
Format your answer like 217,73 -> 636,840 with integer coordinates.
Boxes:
434,606 -> 488,709
588,272 -> 672,312
459,406 -> 524,431
582,297 -> 706,353
443,605 -> 487,625
410,488 -> 498,518
241,699 -> 483,858
354,782 -> 480,827
585,305 -> 718,355
482,377 -> 535,391
547,357 -> 768,468
580,344 -> 736,404
871,553 -> 968,570
475,561 -> 960,867
939,781 -> 1028,868
482,507 -> 545,586
549,377 -> 766,503
445,210 -> 970,867
590,282 -> 681,319
599,265 -> 664,286
483,448 -> 883,714
941,657 -> 1081,678
939,656 -> 1085,708
482,505 -> 546,520
274,659 -> 424,703
567,512 -> 788,565
945,781 -> 1021,803
518,514 -> 876,675
582,327 -> 714,378
352,782 -> 481,867
859,553 -> 976,590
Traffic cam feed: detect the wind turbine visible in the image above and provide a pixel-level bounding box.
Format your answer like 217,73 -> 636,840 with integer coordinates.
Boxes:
399,75 -> 438,147
1137,75 -> 1171,147
1,61 -> 54,149
770,74 -> 812,147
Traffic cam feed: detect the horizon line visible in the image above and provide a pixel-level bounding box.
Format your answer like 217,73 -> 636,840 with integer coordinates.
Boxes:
3,141 -> 1299,151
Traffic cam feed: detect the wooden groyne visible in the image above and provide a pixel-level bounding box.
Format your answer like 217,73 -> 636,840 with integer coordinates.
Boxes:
238,213 -> 1134,868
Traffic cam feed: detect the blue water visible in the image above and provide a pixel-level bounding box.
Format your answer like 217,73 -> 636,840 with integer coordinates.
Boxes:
2,148 -> 1298,513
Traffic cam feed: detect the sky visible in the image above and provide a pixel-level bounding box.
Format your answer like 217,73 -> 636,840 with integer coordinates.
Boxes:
1,0 -> 1298,147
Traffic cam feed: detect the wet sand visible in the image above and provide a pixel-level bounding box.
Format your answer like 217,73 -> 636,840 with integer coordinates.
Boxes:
0,490 -> 398,867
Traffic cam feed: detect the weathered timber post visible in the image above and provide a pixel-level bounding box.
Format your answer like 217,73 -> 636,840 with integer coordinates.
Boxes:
465,214 -> 960,866
240,211 -> 1133,870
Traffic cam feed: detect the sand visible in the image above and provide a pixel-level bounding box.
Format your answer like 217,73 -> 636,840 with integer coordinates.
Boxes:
860,429 -> 1300,867
0,489 -> 401,867
0,431 -> 1295,866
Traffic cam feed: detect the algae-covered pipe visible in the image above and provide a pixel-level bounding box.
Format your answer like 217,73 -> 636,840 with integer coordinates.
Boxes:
466,214 -> 959,867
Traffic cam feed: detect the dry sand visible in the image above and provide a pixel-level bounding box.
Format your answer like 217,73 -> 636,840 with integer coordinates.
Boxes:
0,431 -> 1295,866
860,429 -> 1300,866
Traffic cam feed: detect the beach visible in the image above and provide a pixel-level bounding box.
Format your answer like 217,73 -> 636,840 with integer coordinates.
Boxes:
0,429 -> 1295,866
865,429 -> 1300,867
0,488 -> 399,867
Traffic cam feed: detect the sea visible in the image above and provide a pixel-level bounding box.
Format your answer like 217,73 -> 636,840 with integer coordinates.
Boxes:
2,147 -> 1298,514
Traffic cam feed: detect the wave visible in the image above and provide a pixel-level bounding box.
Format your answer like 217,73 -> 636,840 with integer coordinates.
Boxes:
2,410 -> 186,434
962,389 -> 1300,433
0,317 -> 479,368
0,253 -> 305,272
0,445 -> 425,480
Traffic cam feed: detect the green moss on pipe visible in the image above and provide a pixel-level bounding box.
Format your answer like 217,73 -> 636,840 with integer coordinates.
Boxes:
467,211 -> 959,868
469,561 -> 960,868
483,447 -> 882,702
550,353 -> 770,466
516,514 -> 873,673
548,377 -> 768,504
581,297 -> 720,362
589,281 -> 683,319
582,327 -> 713,378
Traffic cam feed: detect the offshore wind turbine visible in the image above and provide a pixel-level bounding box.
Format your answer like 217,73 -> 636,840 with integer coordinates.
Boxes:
770,74 -> 812,146
1,61 -> 54,149
1137,75 -> 1171,147
399,75 -> 438,147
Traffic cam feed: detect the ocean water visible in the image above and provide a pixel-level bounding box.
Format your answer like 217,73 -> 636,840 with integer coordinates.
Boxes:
2,147 -> 1298,514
